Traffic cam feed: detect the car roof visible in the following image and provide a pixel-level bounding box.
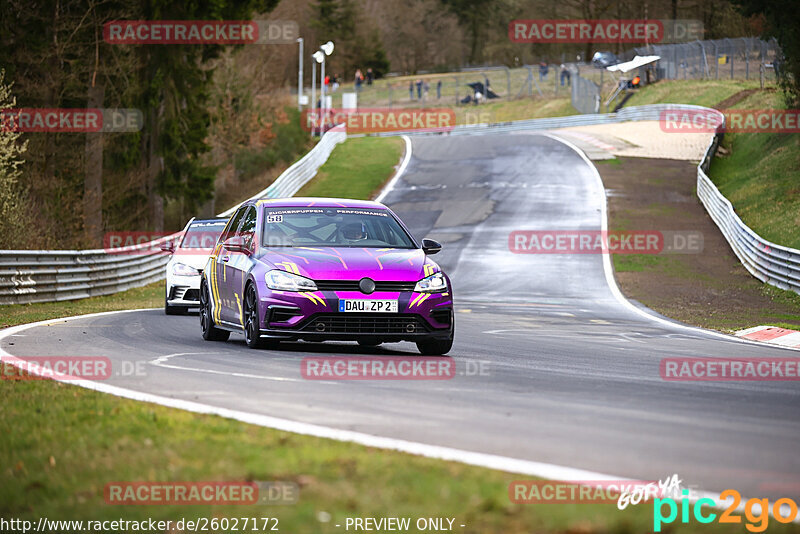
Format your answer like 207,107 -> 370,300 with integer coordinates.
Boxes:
189,217 -> 228,226
252,197 -> 388,210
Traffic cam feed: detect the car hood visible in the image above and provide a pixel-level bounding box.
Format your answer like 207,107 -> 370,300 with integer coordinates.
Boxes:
259,247 -> 437,281
170,249 -> 214,271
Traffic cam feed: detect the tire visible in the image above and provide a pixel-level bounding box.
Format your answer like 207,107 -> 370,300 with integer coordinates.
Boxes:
244,283 -> 276,350
165,298 -> 187,315
416,316 -> 454,356
200,280 -> 230,341
416,337 -> 453,355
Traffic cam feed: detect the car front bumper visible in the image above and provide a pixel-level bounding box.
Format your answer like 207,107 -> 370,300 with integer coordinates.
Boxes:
166,275 -> 202,307
255,289 -> 454,342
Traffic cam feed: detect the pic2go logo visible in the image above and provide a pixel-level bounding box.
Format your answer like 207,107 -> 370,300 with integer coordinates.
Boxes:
654,489 -> 799,532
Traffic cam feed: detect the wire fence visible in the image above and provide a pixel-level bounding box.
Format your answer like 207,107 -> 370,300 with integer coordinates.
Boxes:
571,71 -> 600,114
630,37 -> 781,81
317,37 -> 781,117
324,64 -> 575,109
569,37 -> 781,114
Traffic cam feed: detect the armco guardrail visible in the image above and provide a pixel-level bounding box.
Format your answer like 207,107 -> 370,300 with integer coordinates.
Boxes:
218,124 -> 346,217
695,127 -> 800,293
0,124 -> 347,305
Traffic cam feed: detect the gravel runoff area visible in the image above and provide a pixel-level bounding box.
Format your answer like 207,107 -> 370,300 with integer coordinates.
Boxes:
553,120 -> 713,161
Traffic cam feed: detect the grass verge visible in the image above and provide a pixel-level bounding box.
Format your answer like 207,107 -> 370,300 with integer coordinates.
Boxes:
297,136 -> 404,199
619,79 -> 764,108
708,89 -> 800,249
3,372 -> 793,533
1,283 -> 163,330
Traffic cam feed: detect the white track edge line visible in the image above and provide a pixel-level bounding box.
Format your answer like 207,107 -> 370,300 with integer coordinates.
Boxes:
374,135 -> 412,204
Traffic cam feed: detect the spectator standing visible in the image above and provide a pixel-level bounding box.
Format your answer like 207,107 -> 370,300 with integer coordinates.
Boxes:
423,80 -> 429,101
560,64 -> 571,86
539,61 -> 549,81
409,80 -> 414,100
354,69 -> 364,92
366,68 -> 374,85
436,80 -> 442,99
415,78 -> 423,100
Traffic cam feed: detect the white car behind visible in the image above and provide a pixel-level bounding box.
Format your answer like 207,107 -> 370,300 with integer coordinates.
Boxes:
162,217 -> 228,315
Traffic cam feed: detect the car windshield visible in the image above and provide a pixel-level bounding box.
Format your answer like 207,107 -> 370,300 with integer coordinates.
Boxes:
180,221 -> 227,249
262,207 -> 416,248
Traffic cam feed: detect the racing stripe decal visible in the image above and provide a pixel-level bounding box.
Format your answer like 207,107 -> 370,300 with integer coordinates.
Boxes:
234,293 -> 243,326
300,292 -> 327,307
409,293 -> 424,308
276,261 -> 300,275
210,259 -> 220,324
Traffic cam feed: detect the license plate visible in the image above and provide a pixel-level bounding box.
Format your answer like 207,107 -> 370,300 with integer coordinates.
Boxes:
339,300 -> 398,313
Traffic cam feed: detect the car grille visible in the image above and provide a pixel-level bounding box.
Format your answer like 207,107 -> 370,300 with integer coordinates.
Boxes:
314,280 -> 416,292
299,314 -> 430,334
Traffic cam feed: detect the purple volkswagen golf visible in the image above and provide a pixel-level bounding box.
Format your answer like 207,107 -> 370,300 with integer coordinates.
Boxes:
199,198 -> 454,355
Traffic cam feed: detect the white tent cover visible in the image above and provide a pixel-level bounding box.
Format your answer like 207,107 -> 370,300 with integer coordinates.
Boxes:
606,55 -> 661,73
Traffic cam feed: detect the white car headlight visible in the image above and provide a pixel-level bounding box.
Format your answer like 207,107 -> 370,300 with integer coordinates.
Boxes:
265,269 -> 318,292
414,272 -> 447,293
171,262 -> 198,276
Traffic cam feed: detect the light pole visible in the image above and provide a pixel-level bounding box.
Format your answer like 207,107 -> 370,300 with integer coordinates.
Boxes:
311,50 -> 324,137
296,38 -> 303,111
319,41 -> 334,122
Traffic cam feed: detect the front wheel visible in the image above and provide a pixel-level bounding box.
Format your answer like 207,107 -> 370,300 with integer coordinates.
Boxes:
244,284 -> 277,350
200,280 -> 230,341
416,337 -> 453,355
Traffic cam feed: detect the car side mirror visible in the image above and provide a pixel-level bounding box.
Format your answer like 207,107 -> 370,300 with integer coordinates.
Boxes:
223,236 -> 251,256
422,238 -> 442,255
160,241 -> 175,253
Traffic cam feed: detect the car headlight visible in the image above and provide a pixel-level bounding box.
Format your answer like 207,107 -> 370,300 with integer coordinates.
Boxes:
414,272 -> 447,293
265,269 -> 318,292
171,262 -> 198,276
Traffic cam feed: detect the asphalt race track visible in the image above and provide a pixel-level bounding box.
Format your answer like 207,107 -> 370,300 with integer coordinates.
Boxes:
4,133 -> 799,499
